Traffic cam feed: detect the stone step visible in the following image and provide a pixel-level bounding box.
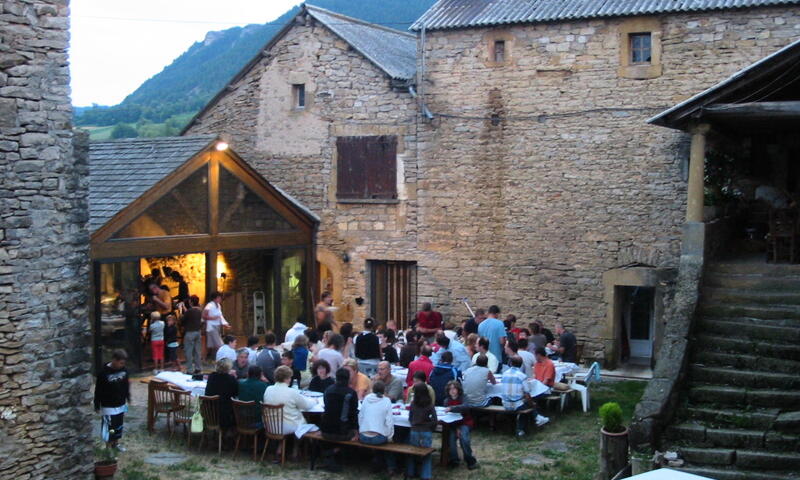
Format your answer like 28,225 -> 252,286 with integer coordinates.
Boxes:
699,303 -> 800,320
702,287 -> 800,306
677,447 -> 800,471
774,411 -> 800,433
684,406 -> 779,429
693,350 -> 800,375
678,465 -> 800,480
694,334 -> 800,361
691,365 -> 800,390
707,262 -> 800,276
704,273 -> 800,291
695,318 -> 800,344
689,384 -> 800,409
666,422 -> 800,452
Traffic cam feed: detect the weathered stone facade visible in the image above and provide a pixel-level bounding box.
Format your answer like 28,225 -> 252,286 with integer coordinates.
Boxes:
0,1 -> 93,479
187,5 -> 800,361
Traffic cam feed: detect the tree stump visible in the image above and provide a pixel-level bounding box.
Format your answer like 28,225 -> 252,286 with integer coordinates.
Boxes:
599,428 -> 629,480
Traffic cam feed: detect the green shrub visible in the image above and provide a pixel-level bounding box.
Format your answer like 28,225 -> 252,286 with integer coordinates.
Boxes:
599,402 -> 625,433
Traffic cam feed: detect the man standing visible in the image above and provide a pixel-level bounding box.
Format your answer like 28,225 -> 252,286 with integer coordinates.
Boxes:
146,283 -> 172,316
315,292 -> 337,335
415,302 -> 443,340
372,361 -> 404,402
549,322 -> 578,363
94,349 -> 130,451
477,305 -> 506,372
182,295 -> 203,374
203,291 -> 229,361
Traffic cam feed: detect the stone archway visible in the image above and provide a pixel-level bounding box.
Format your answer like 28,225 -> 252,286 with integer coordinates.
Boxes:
316,247 -> 351,324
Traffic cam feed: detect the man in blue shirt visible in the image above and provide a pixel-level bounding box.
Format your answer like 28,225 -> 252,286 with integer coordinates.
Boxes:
478,305 -> 506,372
431,333 -> 472,373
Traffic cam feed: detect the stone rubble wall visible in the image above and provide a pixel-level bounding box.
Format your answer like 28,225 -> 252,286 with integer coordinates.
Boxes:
416,6 -> 800,357
0,2 -> 93,479
187,16 -> 421,325
188,6 -> 800,358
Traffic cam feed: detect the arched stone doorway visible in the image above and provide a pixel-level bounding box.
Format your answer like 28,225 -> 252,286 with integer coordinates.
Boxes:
316,247 -> 351,325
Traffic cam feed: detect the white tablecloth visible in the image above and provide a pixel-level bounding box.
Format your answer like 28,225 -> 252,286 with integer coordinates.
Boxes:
488,377 -> 550,399
155,371 -> 207,396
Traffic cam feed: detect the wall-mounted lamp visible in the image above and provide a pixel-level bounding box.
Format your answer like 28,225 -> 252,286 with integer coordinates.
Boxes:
215,141 -> 229,151
342,253 -> 350,263
355,297 -> 364,306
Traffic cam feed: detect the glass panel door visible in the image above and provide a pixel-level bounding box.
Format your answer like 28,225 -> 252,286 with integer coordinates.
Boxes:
280,248 -> 306,337
96,260 -> 142,370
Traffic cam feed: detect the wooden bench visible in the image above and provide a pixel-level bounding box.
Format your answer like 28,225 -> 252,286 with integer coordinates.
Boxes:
305,430 -> 436,470
471,405 -> 534,433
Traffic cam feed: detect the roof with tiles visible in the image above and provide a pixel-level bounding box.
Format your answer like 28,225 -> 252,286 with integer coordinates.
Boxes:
307,5 -> 417,81
88,135 -> 217,233
411,0 -> 800,31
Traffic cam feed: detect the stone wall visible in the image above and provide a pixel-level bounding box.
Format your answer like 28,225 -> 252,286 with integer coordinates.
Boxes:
187,14 -> 421,325
187,6 -> 800,359
0,2 -> 93,479
416,6 -> 800,358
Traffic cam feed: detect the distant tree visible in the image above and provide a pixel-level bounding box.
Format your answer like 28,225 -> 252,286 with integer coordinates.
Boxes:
110,123 -> 139,139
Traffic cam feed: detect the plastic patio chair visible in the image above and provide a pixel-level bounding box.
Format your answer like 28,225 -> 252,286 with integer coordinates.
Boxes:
232,399 -> 264,461
568,361 -> 600,412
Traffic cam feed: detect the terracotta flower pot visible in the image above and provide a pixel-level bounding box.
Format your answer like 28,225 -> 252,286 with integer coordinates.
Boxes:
94,460 -> 117,479
599,427 -> 629,480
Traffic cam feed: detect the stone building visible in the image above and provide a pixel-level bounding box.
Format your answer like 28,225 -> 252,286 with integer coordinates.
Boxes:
185,1 -> 800,368
0,1 -> 93,479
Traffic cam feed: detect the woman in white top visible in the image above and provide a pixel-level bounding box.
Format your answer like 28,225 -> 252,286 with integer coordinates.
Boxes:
262,366 -> 317,435
358,380 -> 397,473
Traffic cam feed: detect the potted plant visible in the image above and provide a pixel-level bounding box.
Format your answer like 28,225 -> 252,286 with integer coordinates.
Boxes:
94,443 -> 118,479
599,402 -> 629,480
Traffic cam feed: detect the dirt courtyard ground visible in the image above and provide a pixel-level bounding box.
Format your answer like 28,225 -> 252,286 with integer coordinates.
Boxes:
102,377 -> 644,480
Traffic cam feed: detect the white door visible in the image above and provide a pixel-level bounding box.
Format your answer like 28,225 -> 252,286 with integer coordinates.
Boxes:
624,287 -> 654,359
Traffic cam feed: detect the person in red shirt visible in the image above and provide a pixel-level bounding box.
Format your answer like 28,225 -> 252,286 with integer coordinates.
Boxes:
415,302 -> 443,340
406,345 -> 434,387
506,314 -> 523,340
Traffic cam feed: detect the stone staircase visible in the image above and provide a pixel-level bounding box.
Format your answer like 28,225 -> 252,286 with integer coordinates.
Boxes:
664,262 -> 800,480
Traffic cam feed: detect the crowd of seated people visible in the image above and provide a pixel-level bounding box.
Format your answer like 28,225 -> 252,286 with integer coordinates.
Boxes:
161,300 -> 580,474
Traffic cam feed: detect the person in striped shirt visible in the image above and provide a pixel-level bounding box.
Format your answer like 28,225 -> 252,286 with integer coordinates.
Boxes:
501,356 -> 549,436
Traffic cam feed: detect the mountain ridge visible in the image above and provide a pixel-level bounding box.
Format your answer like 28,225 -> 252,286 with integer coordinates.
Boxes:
75,0 -> 434,136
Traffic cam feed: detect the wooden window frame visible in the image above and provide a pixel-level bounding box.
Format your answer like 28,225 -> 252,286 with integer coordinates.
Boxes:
335,135 -> 398,202
292,84 -> 306,109
629,32 -> 652,65
484,31 -> 515,68
618,18 -> 662,80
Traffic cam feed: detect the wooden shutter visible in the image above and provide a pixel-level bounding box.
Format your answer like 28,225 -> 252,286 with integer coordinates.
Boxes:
336,137 -> 367,199
337,136 -> 397,200
366,136 -> 397,199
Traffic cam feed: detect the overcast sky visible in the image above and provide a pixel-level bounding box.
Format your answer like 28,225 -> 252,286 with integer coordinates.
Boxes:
69,0 -> 299,106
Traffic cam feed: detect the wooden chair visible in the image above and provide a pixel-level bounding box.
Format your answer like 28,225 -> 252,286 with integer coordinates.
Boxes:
169,387 -> 193,445
198,395 -> 223,454
768,208 -> 798,263
261,403 -> 289,465
232,399 -> 263,461
152,381 -> 179,435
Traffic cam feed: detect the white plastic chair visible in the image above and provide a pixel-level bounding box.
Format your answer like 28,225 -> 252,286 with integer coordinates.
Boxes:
568,362 -> 600,412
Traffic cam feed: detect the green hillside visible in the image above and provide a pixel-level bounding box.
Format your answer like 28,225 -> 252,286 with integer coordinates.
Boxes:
76,0 -> 433,138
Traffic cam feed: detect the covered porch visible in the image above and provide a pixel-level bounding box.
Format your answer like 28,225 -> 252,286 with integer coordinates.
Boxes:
89,136 -> 319,371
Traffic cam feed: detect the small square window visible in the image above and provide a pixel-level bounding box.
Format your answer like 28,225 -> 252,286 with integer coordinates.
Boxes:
292,84 -> 305,109
494,40 -> 506,63
630,33 -> 652,64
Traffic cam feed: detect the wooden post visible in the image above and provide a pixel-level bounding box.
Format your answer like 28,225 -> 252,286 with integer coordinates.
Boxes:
600,428 -> 629,480
686,123 -> 710,222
